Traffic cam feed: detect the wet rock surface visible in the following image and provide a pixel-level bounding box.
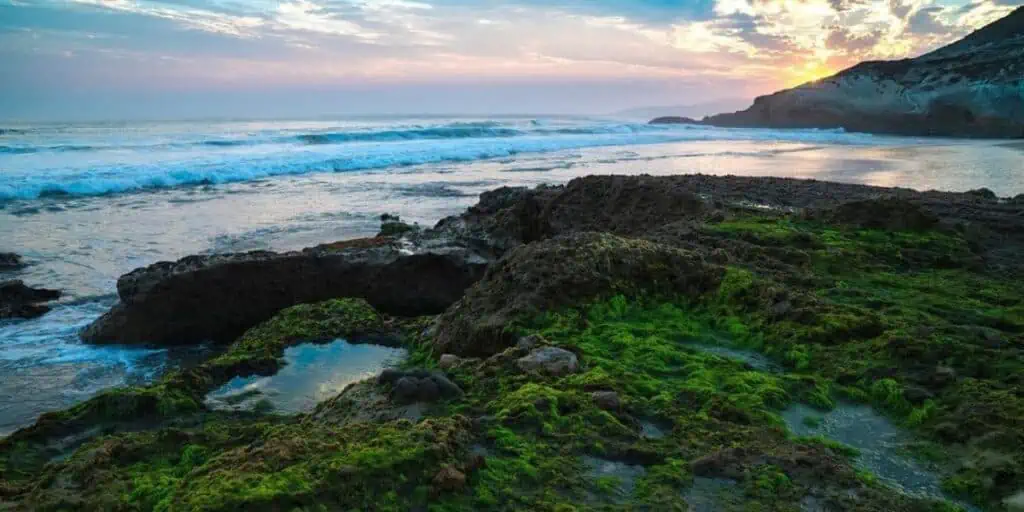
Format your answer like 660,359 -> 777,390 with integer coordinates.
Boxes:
0,252 -> 24,270
0,280 -> 61,319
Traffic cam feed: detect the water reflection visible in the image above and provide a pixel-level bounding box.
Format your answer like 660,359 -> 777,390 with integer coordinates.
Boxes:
205,339 -> 407,414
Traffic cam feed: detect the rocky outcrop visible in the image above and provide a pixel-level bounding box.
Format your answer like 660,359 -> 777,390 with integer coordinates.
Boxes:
81,237 -> 488,345
433,232 -> 723,357
0,252 -> 24,271
1,280 -> 60,319
81,174 -> 1024,346
678,7 -> 1024,138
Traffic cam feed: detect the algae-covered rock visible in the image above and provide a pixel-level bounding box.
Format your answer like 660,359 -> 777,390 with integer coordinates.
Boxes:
434,232 -> 723,356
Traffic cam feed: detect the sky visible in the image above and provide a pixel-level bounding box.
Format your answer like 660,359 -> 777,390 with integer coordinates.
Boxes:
0,0 -> 1019,120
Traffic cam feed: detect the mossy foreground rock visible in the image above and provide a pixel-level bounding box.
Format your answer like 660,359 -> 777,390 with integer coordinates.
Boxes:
4,175 -> 1024,512
434,232 -> 723,356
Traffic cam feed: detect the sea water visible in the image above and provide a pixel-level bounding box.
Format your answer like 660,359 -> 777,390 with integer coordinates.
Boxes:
1,116 -> 1021,434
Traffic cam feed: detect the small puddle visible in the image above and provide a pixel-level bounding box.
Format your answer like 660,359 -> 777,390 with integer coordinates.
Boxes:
582,456 -> 646,503
783,402 -> 976,510
683,476 -> 743,511
205,339 -> 407,414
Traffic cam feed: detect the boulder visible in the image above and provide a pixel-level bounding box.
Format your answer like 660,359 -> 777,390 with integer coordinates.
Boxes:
438,354 -> 460,370
81,238 -> 488,345
434,232 -> 723,356
0,252 -> 24,271
378,368 -> 464,404
591,391 -> 622,411
517,347 -> 580,377
1,280 -> 61,319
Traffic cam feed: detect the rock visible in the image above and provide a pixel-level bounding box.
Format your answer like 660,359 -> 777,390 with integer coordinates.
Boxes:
805,198 -> 939,232
377,214 -> 420,238
516,347 -> 580,377
434,232 -> 723,356
81,237 -> 488,345
464,454 -> 487,473
649,116 -> 701,125
591,391 -> 621,411
769,300 -> 792,318
380,369 -> 464,404
966,188 -> 998,201
0,280 -> 61,320
438,354 -> 460,370
0,252 -> 24,271
540,175 -> 708,238
516,334 -> 544,351
432,465 -> 466,492
699,8 -> 1024,138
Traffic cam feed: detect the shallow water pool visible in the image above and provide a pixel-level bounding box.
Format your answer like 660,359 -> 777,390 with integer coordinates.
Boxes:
205,338 -> 407,414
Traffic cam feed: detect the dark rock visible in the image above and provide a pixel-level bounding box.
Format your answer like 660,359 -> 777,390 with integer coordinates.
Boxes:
516,347 -> 580,377
516,334 -> 544,351
966,188 -> 998,201
432,465 -> 466,492
434,232 -> 723,356
377,215 -> 420,238
1,280 -> 61,319
541,175 -> 709,238
464,454 -> 487,473
381,369 -> 464,404
81,238 -> 488,345
649,116 -> 701,125
591,391 -> 622,411
0,252 -> 24,271
804,197 -> 938,232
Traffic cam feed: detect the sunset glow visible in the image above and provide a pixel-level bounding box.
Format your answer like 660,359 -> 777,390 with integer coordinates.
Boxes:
0,0 -> 1018,119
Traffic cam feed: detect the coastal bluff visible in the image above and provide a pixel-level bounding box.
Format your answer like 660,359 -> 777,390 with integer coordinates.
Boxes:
655,6 -> 1024,138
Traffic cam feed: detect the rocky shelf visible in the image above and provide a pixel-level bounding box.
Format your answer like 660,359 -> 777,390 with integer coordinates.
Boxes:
1,174 -> 1022,512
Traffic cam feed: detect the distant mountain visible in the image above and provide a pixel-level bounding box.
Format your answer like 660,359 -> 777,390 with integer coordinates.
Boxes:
614,99 -> 750,120
657,7 -> 1024,138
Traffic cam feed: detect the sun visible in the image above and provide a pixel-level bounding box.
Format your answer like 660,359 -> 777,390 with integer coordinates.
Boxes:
785,60 -> 837,88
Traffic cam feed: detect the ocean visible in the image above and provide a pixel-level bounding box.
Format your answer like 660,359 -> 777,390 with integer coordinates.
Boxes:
0,116 -> 1021,435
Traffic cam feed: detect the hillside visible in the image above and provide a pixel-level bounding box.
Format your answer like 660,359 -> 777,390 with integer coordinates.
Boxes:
658,7 -> 1024,138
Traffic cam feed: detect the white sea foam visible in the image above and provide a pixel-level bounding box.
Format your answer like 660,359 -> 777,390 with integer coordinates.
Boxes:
0,118 -> 889,200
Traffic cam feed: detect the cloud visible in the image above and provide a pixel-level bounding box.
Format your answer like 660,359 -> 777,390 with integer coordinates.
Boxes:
1,0 -> 1019,117
70,0 -> 264,37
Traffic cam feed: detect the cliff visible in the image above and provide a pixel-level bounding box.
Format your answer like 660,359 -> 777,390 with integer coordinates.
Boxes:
672,7 -> 1024,138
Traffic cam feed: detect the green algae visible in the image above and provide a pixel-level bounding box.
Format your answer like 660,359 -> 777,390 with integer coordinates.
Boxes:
3,209 -> 1021,511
